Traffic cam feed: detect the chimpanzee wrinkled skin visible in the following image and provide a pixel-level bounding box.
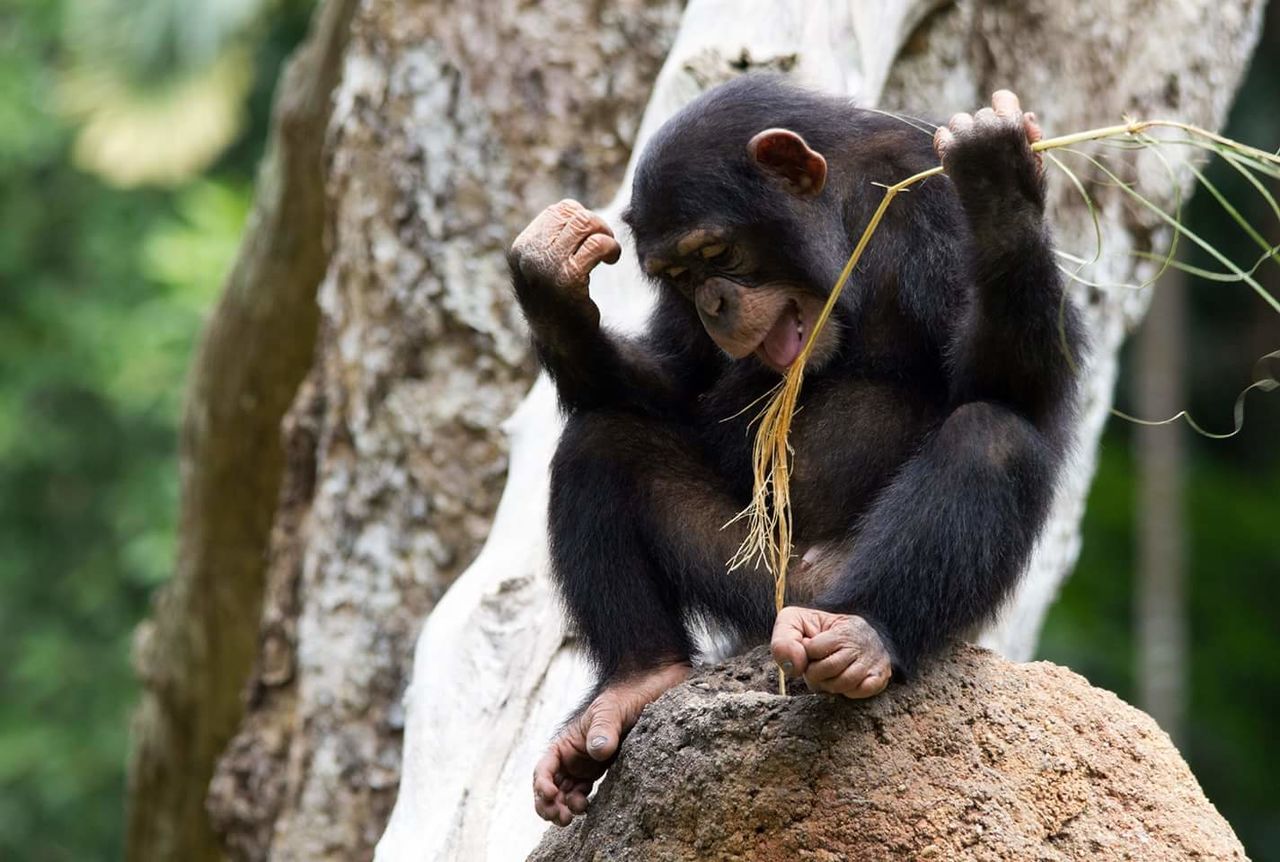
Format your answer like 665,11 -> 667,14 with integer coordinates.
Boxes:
510,75 -> 1083,826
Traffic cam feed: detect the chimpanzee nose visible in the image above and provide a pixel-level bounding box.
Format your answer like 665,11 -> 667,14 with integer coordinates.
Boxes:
695,279 -> 739,332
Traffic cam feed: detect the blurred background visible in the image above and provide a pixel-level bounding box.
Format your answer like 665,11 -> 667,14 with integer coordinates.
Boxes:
0,0 -> 1275,859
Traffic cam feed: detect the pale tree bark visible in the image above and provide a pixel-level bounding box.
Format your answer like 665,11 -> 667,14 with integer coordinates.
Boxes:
169,0 -> 1263,860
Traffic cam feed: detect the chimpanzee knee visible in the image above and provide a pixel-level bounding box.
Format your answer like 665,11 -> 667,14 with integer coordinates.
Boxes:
933,401 -> 1056,500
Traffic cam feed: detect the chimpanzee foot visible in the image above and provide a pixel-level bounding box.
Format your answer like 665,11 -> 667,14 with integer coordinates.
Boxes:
533,662 -> 691,826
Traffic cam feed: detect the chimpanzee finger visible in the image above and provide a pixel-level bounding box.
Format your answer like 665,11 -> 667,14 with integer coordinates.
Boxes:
803,646 -> 856,684
991,89 -> 1022,120
573,223 -> 620,259
832,662 -> 891,699
801,628 -> 851,661
540,199 -> 585,242
534,755 -> 558,790
932,125 -> 954,159
1023,112 -> 1043,143
533,782 -> 563,823
770,640 -> 807,678
973,107 -> 1001,131
568,212 -> 616,251
552,203 -> 614,256
770,607 -> 814,677
947,112 -> 974,135
570,233 -> 622,276
534,750 -> 567,804
833,648 -> 893,696
565,788 -> 590,814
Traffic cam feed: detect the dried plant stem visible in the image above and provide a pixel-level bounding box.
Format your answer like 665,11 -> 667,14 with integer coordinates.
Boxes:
737,118 -> 1280,657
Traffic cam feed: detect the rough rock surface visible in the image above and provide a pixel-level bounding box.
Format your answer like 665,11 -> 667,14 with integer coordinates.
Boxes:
530,645 -> 1245,862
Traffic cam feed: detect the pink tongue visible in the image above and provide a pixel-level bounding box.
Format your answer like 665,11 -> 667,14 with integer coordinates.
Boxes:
761,304 -> 802,369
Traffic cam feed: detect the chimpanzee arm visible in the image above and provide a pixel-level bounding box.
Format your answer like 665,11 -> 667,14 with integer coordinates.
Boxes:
510,199 -> 719,414
811,94 -> 1082,675
938,93 -> 1083,430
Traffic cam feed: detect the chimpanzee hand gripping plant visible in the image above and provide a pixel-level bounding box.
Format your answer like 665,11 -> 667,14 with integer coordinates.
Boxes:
507,75 -> 1280,827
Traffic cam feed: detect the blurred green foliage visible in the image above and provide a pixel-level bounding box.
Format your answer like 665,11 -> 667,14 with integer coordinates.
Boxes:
0,0 -> 1276,859
0,0 -> 311,858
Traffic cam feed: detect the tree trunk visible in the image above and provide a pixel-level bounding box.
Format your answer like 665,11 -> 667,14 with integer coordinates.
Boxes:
376,2 -> 1263,859
203,2 -> 684,860
1135,270 -> 1189,744
142,0 -> 1262,859
126,2 -> 358,860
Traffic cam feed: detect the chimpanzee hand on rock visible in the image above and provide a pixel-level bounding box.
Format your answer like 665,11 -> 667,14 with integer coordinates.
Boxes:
770,606 -> 893,699
508,199 -> 621,324
933,89 -> 1046,220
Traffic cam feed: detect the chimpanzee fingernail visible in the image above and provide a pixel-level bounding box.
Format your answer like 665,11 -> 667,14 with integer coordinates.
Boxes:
590,736 -> 608,750
781,660 -> 794,674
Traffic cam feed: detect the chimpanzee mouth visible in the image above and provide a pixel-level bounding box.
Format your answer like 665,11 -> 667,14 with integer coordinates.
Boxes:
756,299 -> 807,372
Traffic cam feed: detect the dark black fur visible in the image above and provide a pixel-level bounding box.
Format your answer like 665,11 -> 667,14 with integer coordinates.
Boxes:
510,75 -> 1083,687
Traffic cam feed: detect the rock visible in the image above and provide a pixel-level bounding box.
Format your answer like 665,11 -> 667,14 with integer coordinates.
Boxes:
528,644 -> 1246,861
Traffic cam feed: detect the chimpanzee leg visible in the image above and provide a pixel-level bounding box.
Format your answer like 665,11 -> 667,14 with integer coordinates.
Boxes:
548,410 -> 776,683
814,400 -> 1058,675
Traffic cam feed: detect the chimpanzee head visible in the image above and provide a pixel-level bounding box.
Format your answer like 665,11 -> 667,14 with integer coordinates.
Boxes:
623,75 -> 857,373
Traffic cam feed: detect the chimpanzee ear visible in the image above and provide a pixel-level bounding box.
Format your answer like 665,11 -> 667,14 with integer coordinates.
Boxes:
747,128 -> 827,196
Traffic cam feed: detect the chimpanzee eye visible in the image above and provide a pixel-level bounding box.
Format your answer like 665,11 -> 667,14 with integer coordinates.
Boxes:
663,266 -> 695,298
700,243 -> 728,259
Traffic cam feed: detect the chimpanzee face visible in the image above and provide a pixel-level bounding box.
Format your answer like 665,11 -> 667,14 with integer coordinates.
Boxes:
635,225 -> 839,374
627,126 -> 842,374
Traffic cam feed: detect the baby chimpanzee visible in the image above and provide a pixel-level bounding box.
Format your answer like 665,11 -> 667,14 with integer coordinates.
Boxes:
509,75 -> 1082,826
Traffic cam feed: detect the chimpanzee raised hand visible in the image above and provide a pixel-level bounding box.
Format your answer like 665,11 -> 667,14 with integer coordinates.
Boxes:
509,77 -> 1082,827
